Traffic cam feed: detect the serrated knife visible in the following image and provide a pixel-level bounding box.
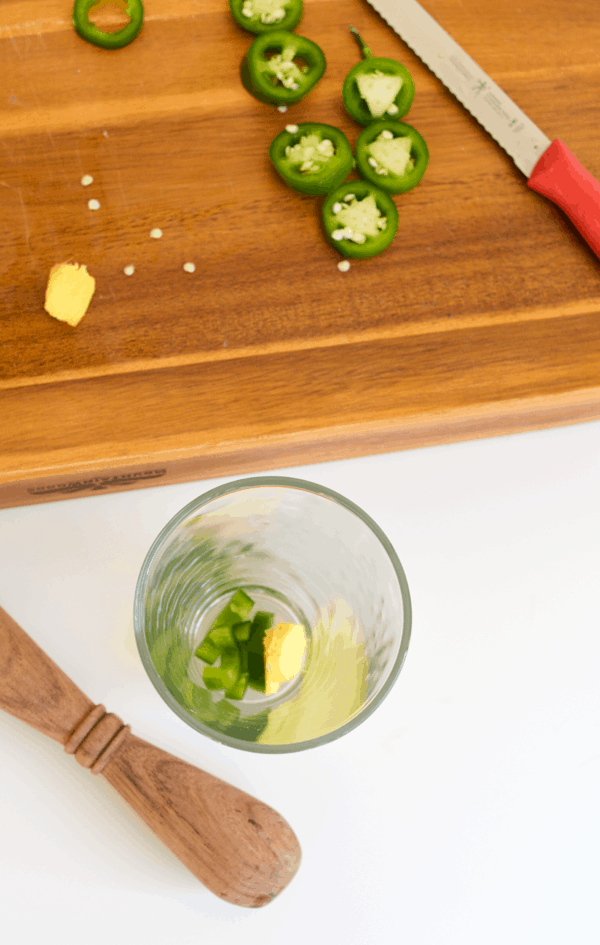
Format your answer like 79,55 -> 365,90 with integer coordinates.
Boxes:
364,0 -> 600,259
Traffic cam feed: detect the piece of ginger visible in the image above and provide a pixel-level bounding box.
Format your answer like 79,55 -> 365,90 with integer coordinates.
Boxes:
264,622 -> 306,695
44,262 -> 96,327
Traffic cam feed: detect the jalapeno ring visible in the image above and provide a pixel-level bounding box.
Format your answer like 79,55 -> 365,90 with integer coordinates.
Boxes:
229,0 -> 303,35
343,57 -> 415,125
322,181 -> 399,259
72,0 -> 144,50
343,27 -> 415,125
269,123 -> 354,195
355,120 -> 429,194
241,29 -> 326,105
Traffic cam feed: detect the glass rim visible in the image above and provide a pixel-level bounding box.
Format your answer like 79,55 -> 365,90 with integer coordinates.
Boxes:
134,475 -> 412,753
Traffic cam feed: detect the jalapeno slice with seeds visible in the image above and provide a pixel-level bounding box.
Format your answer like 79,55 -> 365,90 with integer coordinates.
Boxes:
322,181 -> 399,259
72,0 -> 144,50
229,0 -> 303,35
355,120 -> 429,194
342,26 -> 414,125
269,123 -> 354,195
241,29 -> 326,105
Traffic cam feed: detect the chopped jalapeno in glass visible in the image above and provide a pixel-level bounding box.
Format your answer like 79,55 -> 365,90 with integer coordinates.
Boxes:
225,672 -> 251,700
195,589 -> 253,659
195,592 -> 279,699
246,611 -> 274,691
233,620 -> 252,642
195,635 -> 221,665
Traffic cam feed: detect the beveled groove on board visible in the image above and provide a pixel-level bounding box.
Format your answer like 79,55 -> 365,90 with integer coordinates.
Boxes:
2,311 -> 599,464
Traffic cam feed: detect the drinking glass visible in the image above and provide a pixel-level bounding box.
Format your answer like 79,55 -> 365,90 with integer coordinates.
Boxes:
134,476 -> 411,752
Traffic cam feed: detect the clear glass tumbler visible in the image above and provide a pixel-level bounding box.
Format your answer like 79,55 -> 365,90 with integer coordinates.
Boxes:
134,476 -> 411,752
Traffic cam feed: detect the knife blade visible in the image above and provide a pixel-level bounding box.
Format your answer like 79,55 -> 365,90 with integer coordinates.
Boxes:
364,0 -> 600,259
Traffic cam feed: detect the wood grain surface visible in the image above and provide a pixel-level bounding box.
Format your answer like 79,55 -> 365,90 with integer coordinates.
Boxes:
103,733 -> 301,907
1,0 -> 600,506
0,603 -> 302,906
0,601 -> 93,741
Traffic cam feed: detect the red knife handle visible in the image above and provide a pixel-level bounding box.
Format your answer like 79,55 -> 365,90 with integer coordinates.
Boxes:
527,139 -> 600,259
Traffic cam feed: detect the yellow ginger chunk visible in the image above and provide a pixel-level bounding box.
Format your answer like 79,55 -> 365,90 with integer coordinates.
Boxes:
44,262 -> 96,327
264,622 -> 306,695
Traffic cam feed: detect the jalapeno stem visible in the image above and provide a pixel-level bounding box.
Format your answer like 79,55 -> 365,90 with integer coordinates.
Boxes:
349,25 -> 374,59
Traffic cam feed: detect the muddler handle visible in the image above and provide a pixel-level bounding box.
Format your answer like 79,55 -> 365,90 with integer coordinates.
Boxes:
0,604 -> 301,907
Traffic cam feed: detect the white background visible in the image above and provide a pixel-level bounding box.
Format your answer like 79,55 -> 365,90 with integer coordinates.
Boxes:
1,419 -> 599,945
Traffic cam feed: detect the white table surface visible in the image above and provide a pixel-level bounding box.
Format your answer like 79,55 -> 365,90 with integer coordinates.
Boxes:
1,420 -> 599,945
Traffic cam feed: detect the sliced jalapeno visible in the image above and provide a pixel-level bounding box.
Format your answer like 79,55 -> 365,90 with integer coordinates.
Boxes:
355,120 -> 429,194
214,588 -> 254,625
246,611 -> 273,691
206,624 -> 237,650
229,0 -> 303,35
202,638 -> 241,691
241,29 -> 326,105
203,666 -> 231,690
226,636 -> 250,698
225,672 -> 250,700
194,589 -> 253,660
194,592 -> 277,699
72,0 -> 144,50
343,26 -> 414,125
269,123 -> 354,195
195,635 -> 221,665
233,620 -> 252,642
322,181 -> 399,259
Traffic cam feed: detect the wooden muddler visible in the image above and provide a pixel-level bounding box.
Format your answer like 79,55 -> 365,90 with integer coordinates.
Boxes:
0,604 -> 301,907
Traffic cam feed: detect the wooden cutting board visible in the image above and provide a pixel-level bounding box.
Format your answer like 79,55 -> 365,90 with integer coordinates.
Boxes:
1,0 -> 600,509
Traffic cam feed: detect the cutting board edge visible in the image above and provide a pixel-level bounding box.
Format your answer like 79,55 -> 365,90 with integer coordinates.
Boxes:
2,383 -> 599,509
